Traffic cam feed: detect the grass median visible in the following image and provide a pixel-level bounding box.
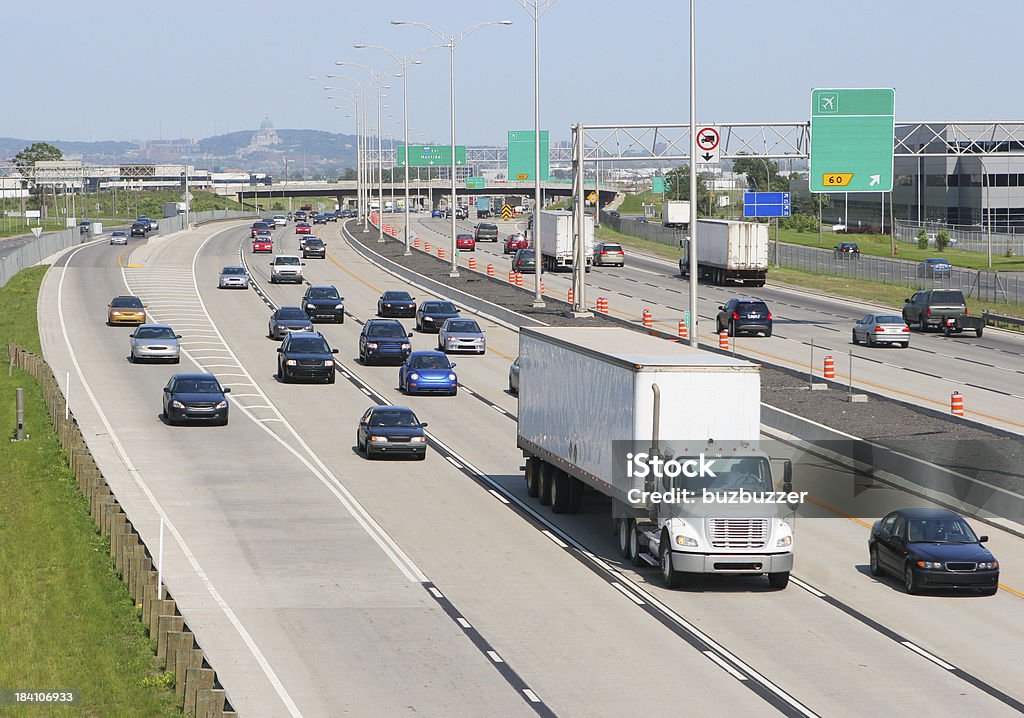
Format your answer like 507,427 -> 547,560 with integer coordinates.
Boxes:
0,267 -> 179,716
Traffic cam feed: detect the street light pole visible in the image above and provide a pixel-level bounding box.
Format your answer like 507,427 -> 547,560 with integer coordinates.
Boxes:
687,0 -> 699,347
392,18 -> 513,277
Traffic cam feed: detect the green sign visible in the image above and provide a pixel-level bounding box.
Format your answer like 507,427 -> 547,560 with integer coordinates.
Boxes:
466,177 -> 485,189
652,177 -> 665,194
507,130 -> 549,182
397,145 -> 466,168
810,88 -> 895,193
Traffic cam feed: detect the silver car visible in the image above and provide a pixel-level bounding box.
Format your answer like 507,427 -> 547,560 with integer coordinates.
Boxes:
438,318 -> 486,355
508,356 -> 520,394
268,306 -> 314,340
109,230 -> 128,245
852,314 -> 910,348
218,266 -> 250,289
129,324 -> 181,363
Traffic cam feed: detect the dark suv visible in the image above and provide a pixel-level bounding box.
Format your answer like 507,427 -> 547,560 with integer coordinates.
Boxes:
716,298 -> 773,337
834,241 -> 860,258
302,285 -> 344,323
474,223 -> 498,242
277,332 -> 338,384
902,289 -> 968,331
130,221 -> 149,237
359,320 -> 413,364
302,236 -> 327,259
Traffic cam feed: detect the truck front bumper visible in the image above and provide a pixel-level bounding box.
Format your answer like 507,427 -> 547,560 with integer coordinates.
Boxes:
671,550 -> 793,574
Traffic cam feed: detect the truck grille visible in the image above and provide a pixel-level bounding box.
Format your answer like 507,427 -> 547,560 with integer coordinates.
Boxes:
706,518 -> 769,549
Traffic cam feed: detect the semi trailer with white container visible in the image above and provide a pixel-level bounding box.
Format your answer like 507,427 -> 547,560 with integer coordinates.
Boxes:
662,200 -> 691,228
536,209 -> 594,272
516,326 -> 796,589
679,219 -> 769,286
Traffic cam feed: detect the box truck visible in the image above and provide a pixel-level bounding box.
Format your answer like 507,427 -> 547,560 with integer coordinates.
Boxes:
516,326 -> 796,589
679,219 -> 769,286
662,200 -> 690,228
536,210 -> 594,273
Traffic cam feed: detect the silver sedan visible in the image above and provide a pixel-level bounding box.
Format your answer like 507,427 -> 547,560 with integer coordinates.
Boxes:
129,324 -> 182,363
438,318 -> 486,355
508,356 -> 520,394
109,231 -> 128,245
218,266 -> 250,289
852,314 -> 910,348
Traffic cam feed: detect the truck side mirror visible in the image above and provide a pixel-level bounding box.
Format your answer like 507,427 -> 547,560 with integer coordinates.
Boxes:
782,459 -> 793,493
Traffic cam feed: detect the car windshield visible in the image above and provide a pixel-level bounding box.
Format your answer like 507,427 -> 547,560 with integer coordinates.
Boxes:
907,517 -> 978,544
874,315 -> 903,324
112,231 -> 126,237
222,267 -> 246,275
111,296 -> 143,308
288,338 -> 330,353
276,257 -> 300,265
424,302 -> 456,314
305,238 -> 324,246
173,378 -> 221,393
446,320 -> 480,333
410,355 -> 451,370
931,291 -> 964,303
135,327 -> 176,340
368,323 -> 405,338
369,409 -> 419,427
308,288 -> 338,300
384,291 -> 412,301
669,457 -> 774,494
277,308 -> 307,320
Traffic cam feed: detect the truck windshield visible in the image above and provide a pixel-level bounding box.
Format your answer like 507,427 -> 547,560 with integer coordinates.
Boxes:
670,456 -> 773,494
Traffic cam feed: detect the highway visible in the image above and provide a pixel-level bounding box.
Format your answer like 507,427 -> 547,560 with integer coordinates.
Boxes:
405,215 -> 1024,435
36,218 -> 1024,716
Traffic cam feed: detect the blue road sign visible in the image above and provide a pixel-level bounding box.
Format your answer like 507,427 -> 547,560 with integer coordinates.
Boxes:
743,191 -> 791,218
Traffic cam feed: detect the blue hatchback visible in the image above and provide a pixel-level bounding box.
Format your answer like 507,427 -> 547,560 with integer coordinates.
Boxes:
431,209 -> 443,218
399,351 -> 458,396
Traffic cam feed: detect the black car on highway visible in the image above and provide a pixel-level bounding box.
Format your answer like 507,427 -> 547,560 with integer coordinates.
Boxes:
377,290 -> 417,318
511,248 -> 537,274
415,300 -> 460,333
356,405 -> 428,460
359,319 -> 413,364
715,298 -> 773,337
162,373 -> 230,426
302,285 -> 344,324
833,241 -> 861,258
869,508 -> 999,595
130,221 -> 149,237
277,331 -> 338,384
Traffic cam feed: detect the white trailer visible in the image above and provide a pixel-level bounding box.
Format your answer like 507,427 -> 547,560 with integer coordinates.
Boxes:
516,326 -> 796,589
679,219 -> 769,286
662,200 -> 690,228
537,210 -> 594,273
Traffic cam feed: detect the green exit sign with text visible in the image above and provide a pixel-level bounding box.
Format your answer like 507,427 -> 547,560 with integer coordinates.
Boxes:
810,88 -> 895,193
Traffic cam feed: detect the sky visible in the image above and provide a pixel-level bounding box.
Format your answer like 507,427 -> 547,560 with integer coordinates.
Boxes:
5,0 -> 1019,147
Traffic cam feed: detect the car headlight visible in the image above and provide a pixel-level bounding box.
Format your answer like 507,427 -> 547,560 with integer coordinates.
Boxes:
916,560 -> 943,570
367,342 -> 378,349
285,359 -> 297,366
978,561 -> 998,570
324,360 -> 334,367
304,325 -> 313,331
410,436 -> 426,443
111,311 -> 122,316
409,373 -> 420,381
335,304 -> 344,310
447,373 -> 456,381
215,400 -> 228,410
171,400 -> 185,409
307,304 -> 316,310
369,435 -> 387,442
675,534 -> 699,547
384,303 -> 391,308
401,343 -> 411,350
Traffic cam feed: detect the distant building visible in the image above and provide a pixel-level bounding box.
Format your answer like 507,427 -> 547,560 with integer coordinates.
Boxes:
239,118 -> 282,156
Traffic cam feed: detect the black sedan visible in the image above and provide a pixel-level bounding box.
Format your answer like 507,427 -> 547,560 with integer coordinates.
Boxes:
162,373 -> 230,426
302,237 -> 327,259
415,300 -> 460,333
869,508 -> 999,595
356,405 -> 428,460
268,306 -> 314,340
834,241 -> 861,258
277,331 -> 338,384
302,285 -> 344,323
377,290 -> 417,318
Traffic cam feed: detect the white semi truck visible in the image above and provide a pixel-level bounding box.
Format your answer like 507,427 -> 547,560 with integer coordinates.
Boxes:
679,219 -> 769,286
516,326 -> 796,589
537,209 -> 594,273
662,200 -> 690,228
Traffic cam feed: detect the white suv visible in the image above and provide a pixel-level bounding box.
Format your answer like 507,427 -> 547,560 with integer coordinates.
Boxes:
269,255 -> 305,284
273,215 -> 287,227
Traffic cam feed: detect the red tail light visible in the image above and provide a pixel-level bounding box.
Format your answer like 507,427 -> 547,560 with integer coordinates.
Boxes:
732,311 -> 740,320
875,326 -> 885,332
767,312 -> 773,320
902,326 -> 910,332
964,308 -> 968,315
926,308 -> 931,316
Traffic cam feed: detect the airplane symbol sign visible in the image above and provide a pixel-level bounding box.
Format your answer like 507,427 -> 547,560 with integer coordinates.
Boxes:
695,126 -> 720,163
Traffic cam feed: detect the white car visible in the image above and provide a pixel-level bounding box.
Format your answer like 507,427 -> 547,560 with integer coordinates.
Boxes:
272,215 -> 287,227
269,255 -> 305,284
109,231 -> 128,245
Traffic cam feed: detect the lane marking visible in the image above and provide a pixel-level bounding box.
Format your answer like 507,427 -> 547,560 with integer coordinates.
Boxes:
541,529 -> 568,549
457,617 -> 472,629
901,642 -> 956,670
610,582 -> 645,606
488,489 -> 511,505
487,651 -> 504,664
704,651 -> 749,681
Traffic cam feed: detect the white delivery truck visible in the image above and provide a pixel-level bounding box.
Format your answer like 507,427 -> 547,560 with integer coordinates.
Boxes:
679,219 -> 769,287
537,209 -> 594,273
517,326 -> 796,589
662,200 -> 690,228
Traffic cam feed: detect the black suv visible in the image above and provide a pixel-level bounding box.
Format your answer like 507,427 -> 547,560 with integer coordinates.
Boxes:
474,223 -> 498,242
130,221 -> 149,237
277,332 -> 338,384
302,237 -> 327,259
716,298 -> 773,337
902,289 -> 967,331
834,241 -> 860,258
359,320 -> 413,364
302,285 -> 344,323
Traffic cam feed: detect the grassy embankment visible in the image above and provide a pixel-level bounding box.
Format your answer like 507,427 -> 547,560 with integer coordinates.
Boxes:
0,267 -> 179,715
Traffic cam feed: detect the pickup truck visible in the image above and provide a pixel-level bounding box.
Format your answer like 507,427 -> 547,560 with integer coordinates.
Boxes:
902,289 -> 982,335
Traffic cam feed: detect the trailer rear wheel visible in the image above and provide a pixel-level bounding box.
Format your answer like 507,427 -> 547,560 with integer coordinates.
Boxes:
551,469 -> 571,513
525,457 -> 541,498
539,462 -> 554,506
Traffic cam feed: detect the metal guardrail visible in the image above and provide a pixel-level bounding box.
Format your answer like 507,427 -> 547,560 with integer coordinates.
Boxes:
983,309 -> 1024,329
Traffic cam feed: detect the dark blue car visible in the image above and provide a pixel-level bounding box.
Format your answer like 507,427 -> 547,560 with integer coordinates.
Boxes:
399,351 -> 457,396
359,319 -> 412,365
869,508 -> 999,595
431,209 -> 443,218
162,373 -> 230,426
415,300 -> 460,333
356,405 -> 428,460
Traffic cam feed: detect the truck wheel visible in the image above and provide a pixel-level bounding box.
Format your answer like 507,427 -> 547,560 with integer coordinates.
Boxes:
568,477 -> 584,514
629,521 -> 645,567
660,534 -> 683,589
551,469 -> 571,513
767,571 -> 790,589
538,463 -> 554,506
976,327 -> 983,337
525,458 -> 541,498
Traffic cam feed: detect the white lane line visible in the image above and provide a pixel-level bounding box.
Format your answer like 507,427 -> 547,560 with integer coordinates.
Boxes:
359,387 -> 371,396
255,418 -> 286,423
486,651 -> 504,664
901,641 -> 956,670
461,387 -> 475,395
445,456 -> 463,469
541,529 -> 568,548
491,405 -> 508,415
429,587 -> 444,598
789,576 -> 826,598
241,405 -> 274,410
488,489 -> 511,505
704,651 -> 748,681
610,582 -> 645,606
522,689 -> 542,703
58,238 -> 305,718
456,617 -> 472,629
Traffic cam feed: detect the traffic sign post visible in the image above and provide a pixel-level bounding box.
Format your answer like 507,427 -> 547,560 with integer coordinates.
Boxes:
501,204 -> 513,220
397,145 -> 467,168
652,177 -> 665,194
695,126 -> 720,163
743,192 -> 791,218
810,88 -> 895,193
